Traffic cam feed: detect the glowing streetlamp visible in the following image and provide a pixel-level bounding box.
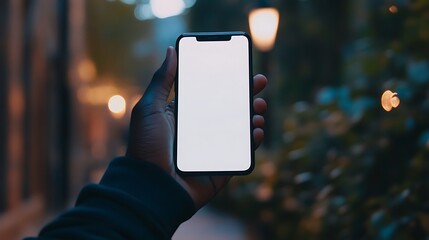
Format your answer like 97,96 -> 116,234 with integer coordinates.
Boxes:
248,7 -> 280,51
248,2 -> 280,147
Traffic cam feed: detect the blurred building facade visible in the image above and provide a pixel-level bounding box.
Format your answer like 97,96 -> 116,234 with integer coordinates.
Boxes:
0,0 -> 89,238
0,0 -> 176,238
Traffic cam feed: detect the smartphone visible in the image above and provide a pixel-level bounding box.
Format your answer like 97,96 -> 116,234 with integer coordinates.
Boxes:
174,32 -> 254,175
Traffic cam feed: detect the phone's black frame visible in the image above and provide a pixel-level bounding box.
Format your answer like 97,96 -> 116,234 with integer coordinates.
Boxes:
174,31 -> 254,176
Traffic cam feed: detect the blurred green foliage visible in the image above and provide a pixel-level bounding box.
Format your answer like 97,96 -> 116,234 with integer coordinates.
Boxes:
199,0 -> 429,239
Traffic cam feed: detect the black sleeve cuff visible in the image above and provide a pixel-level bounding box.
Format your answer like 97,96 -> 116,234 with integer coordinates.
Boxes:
78,157 -> 196,238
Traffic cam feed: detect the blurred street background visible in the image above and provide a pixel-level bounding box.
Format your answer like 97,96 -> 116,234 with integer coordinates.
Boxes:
1,0 -> 429,239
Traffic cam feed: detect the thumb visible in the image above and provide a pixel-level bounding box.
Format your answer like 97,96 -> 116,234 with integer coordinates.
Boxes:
142,47 -> 177,108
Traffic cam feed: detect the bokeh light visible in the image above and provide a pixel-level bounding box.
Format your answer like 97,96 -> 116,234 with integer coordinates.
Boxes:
381,90 -> 400,112
389,5 -> 398,14
249,8 -> 280,51
133,0 -> 195,21
150,0 -> 185,19
108,95 -> 126,118
135,3 -> 154,21
77,58 -> 97,82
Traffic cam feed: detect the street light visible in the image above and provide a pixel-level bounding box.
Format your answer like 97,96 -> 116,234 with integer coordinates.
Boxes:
248,7 -> 280,51
248,2 -> 280,147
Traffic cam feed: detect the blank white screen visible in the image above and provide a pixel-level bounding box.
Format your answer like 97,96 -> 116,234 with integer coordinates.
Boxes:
177,35 -> 251,172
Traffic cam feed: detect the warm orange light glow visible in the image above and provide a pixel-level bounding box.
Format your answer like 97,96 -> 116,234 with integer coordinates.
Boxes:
390,94 -> 400,108
78,58 -> 97,82
389,5 -> 398,14
381,90 -> 400,112
108,95 -> 126,118
249,8 -> 280,51
77,85 -> 117,105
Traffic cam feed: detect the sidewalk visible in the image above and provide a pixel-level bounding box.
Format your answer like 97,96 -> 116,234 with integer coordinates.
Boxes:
173,206 -> 246,240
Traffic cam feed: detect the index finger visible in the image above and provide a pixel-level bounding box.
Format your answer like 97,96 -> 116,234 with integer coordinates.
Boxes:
140,47 -> 177,109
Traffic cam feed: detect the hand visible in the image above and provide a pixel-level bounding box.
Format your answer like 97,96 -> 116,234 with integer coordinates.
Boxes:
126,47 -> 267,209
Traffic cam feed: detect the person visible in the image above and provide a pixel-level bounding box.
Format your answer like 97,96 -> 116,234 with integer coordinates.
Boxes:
25,46 -> 268,239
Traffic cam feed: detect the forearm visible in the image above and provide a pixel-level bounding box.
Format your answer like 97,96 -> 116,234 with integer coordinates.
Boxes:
25,157 -> 195,239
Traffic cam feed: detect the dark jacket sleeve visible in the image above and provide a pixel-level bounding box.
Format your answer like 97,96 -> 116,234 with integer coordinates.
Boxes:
25,157 -> 196,240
